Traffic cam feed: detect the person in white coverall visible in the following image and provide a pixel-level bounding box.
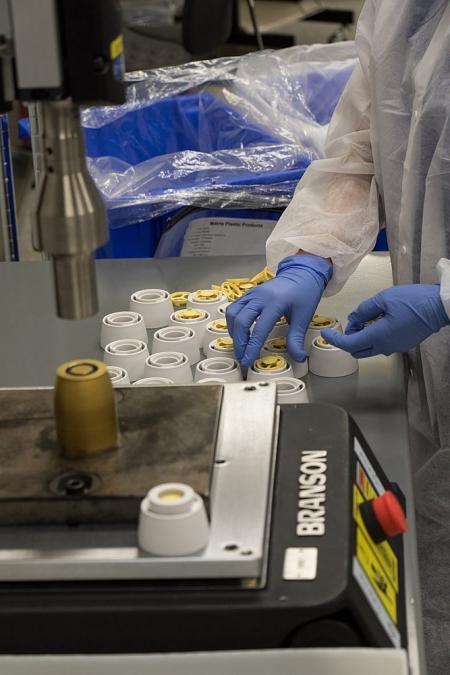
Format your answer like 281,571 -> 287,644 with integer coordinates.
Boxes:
226,1 -> 450,671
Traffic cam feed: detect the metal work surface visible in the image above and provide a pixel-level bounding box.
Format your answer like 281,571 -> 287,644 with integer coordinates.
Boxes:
0,253 -> 424,674
0,382 -> 277,581
0,385 -> 222,523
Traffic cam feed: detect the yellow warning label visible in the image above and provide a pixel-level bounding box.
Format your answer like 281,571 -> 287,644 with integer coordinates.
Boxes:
356,527 -> 397,624
110,35 -> 124,60
356,461 -> 377,501
353,486 -> 399,592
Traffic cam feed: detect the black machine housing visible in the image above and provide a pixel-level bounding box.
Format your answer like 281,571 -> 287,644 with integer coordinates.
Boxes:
0,404 -> 407,654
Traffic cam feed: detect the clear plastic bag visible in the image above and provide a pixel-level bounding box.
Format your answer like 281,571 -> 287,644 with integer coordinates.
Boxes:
83,42 -> 356,232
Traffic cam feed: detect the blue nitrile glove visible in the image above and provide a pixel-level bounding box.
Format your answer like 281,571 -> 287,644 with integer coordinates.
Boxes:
226,255 -> 332,367
321,284 -> 450,358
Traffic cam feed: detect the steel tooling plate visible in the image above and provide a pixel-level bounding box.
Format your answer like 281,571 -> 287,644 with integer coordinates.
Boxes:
0,386 -> 222,525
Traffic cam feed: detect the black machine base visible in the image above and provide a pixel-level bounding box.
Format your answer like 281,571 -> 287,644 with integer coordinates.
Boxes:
0,404 -> 407,654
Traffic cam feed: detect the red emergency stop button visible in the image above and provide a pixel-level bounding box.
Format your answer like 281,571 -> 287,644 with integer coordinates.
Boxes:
359,489 -> 408,544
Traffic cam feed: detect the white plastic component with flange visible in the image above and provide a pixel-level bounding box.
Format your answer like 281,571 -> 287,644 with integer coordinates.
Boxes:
187,290 -> 227,320
129,289 -> 173,329
100,311 -> 147,349
138,483 -> 209,556
305,315 -> 342,355
107,366 -> 130,387
103,339 -> 149,382
206,336 -> 235,360
261,337 -> 308,378
268,316 -> 289,340
144,352 -> 193,384
195,357 -> 242,383
170,308 -> 211,346
218,302 -> 232,317
133,377 -> 174,386
247,355 -> 293,382
202,319 -> 230,353
196,378 -> 227,385
152,326 -> 200,364
309,336 -> 358,378
273,377 -> 309,404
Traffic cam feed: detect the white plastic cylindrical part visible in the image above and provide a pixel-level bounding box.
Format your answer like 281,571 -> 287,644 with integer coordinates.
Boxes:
273,377 -> 309,405
100,311 -> 147,349
304,316 -> 342,355
247,355 -> 293,382
104,339 -> 149,382
206,337 -> 235,360
187,290 -> 227,320
138,483 -> 209,556
195,357 -> 242,383
107,366 -> 130,387
261,338 -> 308,379
170,309 -> 211,346
196,378 -> 227,385
218,302 -> 231,317
152,326 -> 200,365
268,317 -> 289,340
133,377 -> 174,386
202,319 -> 230,353
309,336 -> 358,378
144,351 -> 193,384
129,289 -> 173,329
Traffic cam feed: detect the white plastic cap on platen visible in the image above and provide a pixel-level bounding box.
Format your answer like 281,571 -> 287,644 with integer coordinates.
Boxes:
103,339 -> 149,382
195,357 -> 242,383
152,326 -> 200,364
133,377 -> 174,386
129,289 -> 173,329
107,366 -> 130,386
309,336 -> 358,378
100,311 -> 147,349
273,377 -> 309,404
138,483 -> 209,556
144,351 -> 193,384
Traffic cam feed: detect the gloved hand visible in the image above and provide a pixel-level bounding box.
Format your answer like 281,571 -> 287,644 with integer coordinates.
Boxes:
321,284 -> 450,358
226,255 -> 332,367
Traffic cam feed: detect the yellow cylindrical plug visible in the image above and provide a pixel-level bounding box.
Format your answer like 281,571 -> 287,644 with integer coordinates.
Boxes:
54,359 -> 119,458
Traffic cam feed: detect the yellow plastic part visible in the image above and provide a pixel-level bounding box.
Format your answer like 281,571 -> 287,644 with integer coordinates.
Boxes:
254,355 -> 286,372
223,277 -> 251,285
211,319 -> 228,331
214,336 -> 234,350
239,282 -> 256,292
171,291 -> 191,308
221,281 -> 242,301
175,308 -> 206,321
193,289 -> 221,302
54,359 -> 119,458
310,314 -> 335,328
275,316 -> 287,326
316,336 -> 333,348
266,337 -> 287,351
